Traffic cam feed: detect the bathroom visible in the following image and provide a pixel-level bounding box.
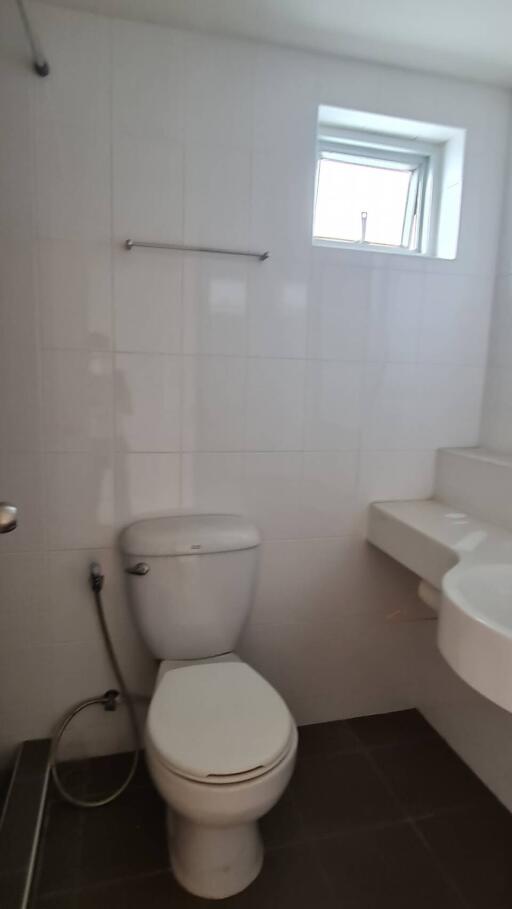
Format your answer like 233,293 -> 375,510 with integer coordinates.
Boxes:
2,0 -> 512,904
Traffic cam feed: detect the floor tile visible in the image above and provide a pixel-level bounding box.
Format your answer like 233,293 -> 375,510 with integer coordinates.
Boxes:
293,751 -> 404,838
0,871 -> 27,908
66,843 -> 335,909
260,784 -> 305,849
348,709 -> 436,748
298,720 -> 361,757
33,799 -> 84,895
74,872 -> 178,909
316,820 -> 466,909
32,892 -> 79,909
79,785 -> 167,886
371,739 -> 496,817
418,801 -> 512,908
83,751 -> 151,798
30,712 -> 512,909
47,764 -> 87,804
222,842 -> 336,909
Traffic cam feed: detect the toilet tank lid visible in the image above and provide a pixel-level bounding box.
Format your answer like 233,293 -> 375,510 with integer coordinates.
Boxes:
120,513 -> 261,556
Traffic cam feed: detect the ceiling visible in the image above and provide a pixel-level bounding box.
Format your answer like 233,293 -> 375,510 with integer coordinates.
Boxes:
39,0 -> 512,87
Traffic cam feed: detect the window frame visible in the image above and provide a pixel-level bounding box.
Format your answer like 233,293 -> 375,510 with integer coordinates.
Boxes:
313,126 -> 441,257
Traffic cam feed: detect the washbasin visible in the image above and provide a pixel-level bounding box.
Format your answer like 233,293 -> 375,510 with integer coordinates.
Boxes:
439,563 -> 512,713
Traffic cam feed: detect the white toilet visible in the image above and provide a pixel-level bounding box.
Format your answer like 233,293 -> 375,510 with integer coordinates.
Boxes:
120,513 -> 297,900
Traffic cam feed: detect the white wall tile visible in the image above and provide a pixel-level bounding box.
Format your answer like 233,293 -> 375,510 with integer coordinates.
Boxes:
0,553 -> 48,647
113,131 -> 184,243
486,279 -> 512,369
184,143 -> 251,248
242,452 -> 303,539
184,33 -> 255,148
244,359 -> 305,451
252,45 -> 318,153
0,454 -> 43,553
0,236 -> 38,351
182,256 -> 249,356
0,77 -> 34,237
182,452 -> 243,512
46,548 -> 118,644
44,452 -> 115,549
0,644 -> 56,750
362,363 -> 421,450
39,239 -> 112,351
304,361 -> 363,451
253,539 -> 348,624
42,350 -> 113,453
359,449 -> 436,503
250,148 -> 315,260
0,340 -> 40,453
416,364 -> 485,449
114,249 -> 182,354
112,19 -> 184,141
35,120 -> 110,241
248,258 -> 309,358
419,273 -> 493,365
115,453 -> 181,527
363,363 -> 484,451
48,639 -> 119,708
182,356 -> 246,451
366,269 -> 423,363
308,258 -> 372,360
32,4 -> 110,131
300,450 -> 359,538
115,353 -> 181,452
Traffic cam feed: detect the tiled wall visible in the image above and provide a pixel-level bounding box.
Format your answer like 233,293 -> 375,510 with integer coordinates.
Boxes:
0,1 -> 509,765
482,120 -> 512,452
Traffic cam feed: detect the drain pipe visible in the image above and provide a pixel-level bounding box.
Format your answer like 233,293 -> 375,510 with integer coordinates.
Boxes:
15,0 -> 50,77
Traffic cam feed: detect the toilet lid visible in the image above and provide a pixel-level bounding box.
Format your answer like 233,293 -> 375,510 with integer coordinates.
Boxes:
147,662 -> 294,783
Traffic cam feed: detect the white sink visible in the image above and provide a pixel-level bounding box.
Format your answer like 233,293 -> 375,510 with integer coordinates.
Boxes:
367,498 -> 512,713
440,563 -> 512,713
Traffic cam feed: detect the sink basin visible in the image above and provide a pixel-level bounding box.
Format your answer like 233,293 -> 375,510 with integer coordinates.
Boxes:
368,498 -> 512,713
439,564 -> 512,713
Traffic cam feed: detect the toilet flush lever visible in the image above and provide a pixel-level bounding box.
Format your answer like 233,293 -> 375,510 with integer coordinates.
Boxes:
125,562 -> 150,576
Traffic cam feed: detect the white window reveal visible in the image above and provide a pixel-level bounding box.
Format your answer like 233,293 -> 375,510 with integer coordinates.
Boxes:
313,106 -> 466,260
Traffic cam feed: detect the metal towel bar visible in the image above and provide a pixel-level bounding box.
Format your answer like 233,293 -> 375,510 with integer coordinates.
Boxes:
125,239 -> 269,261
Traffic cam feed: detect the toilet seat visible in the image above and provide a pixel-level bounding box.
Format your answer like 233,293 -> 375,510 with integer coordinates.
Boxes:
146,662 -> 294,785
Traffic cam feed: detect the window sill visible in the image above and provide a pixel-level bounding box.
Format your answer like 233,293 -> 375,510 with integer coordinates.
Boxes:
312,238 -> 455,262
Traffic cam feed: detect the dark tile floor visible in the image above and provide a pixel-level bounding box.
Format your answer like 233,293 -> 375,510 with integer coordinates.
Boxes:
30,710 -> 512,909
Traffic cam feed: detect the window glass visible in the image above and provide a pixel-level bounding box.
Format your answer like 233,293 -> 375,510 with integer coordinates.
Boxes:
313,156 -> 414,248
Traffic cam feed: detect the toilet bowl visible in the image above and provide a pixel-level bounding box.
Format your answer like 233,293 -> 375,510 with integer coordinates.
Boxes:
145,660 -> 297,899
120,513 -> 297,899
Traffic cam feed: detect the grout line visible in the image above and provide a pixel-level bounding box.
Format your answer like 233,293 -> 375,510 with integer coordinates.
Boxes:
37,868 -> 170,901
407,816 -> 473,909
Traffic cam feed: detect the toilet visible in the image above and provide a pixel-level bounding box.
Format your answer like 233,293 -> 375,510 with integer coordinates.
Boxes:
120,513 -> 297,900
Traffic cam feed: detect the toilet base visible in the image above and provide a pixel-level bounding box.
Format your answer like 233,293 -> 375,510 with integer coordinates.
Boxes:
167,809 -> 264,900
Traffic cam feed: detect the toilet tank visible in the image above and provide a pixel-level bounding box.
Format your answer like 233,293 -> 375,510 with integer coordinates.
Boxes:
120,514 -> 261,660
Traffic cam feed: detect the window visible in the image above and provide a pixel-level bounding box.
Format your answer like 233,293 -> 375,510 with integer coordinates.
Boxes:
313,107 -> 466,259
314,145 -> 427,251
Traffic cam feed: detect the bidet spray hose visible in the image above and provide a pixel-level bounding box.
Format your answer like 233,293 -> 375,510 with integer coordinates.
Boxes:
49,562 -> 143,808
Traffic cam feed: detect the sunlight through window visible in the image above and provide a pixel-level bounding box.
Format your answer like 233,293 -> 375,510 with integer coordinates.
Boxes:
314,156 -> 415,247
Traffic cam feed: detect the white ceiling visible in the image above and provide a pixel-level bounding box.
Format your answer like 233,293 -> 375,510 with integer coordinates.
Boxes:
39,0 -> 512,87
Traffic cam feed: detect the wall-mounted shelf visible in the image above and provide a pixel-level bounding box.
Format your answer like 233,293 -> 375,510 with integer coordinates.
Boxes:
125,239 -> 269,261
